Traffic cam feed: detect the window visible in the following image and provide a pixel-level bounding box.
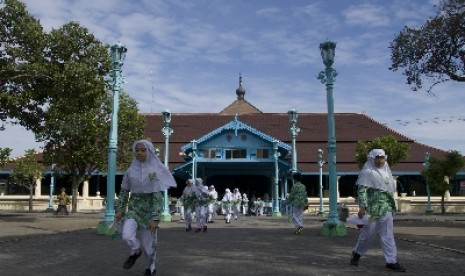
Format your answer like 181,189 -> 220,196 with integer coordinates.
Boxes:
256,149 -> 269,158
203,148 -> 220,159
225,148 -> 247,159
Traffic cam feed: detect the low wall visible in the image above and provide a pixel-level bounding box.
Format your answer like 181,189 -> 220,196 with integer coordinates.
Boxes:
304,196 -> 465,215
396,196 -> 465,213
0,195 -> 105,212
1,195 -> 464,214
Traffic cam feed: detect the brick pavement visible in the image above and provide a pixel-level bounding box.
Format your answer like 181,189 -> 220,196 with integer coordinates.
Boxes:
0,212 -> 464,276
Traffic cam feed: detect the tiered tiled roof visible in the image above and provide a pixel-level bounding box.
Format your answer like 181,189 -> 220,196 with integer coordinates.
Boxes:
219,99 -> 262,115
143,112 -> 447,174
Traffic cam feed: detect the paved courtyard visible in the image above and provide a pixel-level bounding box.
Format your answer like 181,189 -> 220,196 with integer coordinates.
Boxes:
0,212 -> 464,276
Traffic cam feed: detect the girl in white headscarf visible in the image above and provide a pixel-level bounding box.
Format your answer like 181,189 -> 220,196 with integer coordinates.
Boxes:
181,179 -> 196,231
241,193 -> 249,215
115,140 -> 177,276
356,149 -> 396,194
206,185 -> 218,223
222,188 -> 234,223
192,178 -> 210,232
350,149 -> 405,272
232,188 -> 242,220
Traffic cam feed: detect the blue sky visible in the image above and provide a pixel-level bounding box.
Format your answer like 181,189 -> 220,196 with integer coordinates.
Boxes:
2,0 -> 464,157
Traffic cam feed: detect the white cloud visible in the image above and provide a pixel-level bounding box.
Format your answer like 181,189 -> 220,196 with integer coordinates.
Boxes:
256,7 -> 280,18
343,3 -> 391,27
2,0 -> 463,157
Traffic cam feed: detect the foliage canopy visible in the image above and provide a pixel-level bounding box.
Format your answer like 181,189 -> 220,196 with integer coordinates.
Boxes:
389,0 -> 465,93
355,135 -> 410,169
1,0 -> 146,212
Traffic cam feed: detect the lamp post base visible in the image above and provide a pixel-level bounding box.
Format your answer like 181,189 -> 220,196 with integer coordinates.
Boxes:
317,211 -> 324,217
272,211 -> 282,217
159,212 -> 172,222
425,209 -> 433,214
321,222 -> 347,237
97,220 -> 113,235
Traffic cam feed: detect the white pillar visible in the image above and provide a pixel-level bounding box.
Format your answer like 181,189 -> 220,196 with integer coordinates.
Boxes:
34,178 -> 42,197
445,190 -> 451,201
392,176 -> 399,200
83,180 -> 89,199
336,175 -> 341,201
444,176 -> 451,201
392,176 -> 399,210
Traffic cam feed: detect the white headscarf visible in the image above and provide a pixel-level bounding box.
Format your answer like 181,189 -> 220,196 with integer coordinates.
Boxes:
223,188 -> 233,201
356,149 -> 395,193
208,185 -> 218,199
121,140 -> 177,193
233,188 -> 241,200
194,178 -> 203,186
193,178 -> 209,196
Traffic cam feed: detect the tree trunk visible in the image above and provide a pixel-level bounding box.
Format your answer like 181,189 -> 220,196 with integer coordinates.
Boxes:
71,174 -> 82,213
29,183 -> 34,212
72,175 -> 78,213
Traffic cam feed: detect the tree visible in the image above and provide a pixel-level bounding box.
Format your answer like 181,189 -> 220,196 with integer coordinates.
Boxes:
422,150 -> 465,214
0,147 -> 12,167
355,135 -> 410,169
10,149 -> 44,211
389,0 -> 465,93
1,1 -> 146,213
41,91 -> 145,213
1,0 -> 111,132
0,0 -> 50,128
24,20 -> 111,213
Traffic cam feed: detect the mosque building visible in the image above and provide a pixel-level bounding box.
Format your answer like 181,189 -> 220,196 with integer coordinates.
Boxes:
1,76 -> 464,213
143,75 -> 462,201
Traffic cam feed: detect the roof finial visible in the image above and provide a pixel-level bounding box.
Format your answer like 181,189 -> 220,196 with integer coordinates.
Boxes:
236,72 -> 245,100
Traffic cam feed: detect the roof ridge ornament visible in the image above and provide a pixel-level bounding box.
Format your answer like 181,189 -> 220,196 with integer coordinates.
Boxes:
236,73 -> 245,100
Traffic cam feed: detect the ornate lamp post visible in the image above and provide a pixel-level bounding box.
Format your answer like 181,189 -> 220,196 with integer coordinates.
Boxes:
272,140 -> 282,217
423,152 -> 433,214
46,144 -> 56,211
288,108 -> 301,174
47,164 -> 55,211
191,140 -> 197,180
317,40 -> 346,236
160,110 -> 174,222
318,149 -> 324,215
98,42 -> 127,234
